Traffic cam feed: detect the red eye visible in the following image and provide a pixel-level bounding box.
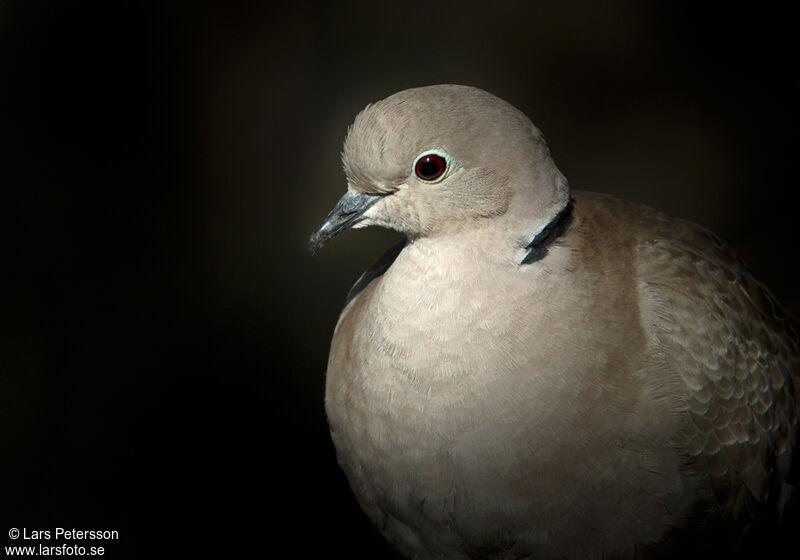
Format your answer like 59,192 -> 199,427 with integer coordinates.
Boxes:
414,153 -> 447,181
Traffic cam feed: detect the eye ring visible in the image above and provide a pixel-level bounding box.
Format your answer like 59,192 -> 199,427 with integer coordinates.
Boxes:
412,149 -> 452,183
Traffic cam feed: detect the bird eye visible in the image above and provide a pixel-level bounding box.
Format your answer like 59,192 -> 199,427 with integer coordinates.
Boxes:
414,153 -> 448,182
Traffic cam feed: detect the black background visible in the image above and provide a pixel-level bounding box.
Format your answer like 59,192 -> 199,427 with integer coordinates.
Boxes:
2,1 -> 798,557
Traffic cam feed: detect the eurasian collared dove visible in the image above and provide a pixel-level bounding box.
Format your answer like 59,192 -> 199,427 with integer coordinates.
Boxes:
310,85 -> 799,559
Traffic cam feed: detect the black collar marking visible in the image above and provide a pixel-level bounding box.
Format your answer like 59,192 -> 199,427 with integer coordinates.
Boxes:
344,239 -> 406,307
521,198 -> 574,265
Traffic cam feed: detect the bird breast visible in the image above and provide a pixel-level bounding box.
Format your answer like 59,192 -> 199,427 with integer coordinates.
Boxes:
324,218 -> 694,558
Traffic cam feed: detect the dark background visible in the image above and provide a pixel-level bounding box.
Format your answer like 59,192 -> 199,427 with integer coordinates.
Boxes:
2,1 -> 797,557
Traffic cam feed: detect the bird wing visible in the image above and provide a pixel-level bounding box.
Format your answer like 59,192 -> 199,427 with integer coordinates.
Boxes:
633,206 -> 799,527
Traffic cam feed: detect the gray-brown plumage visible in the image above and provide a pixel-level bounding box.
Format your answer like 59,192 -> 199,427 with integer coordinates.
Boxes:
310,85 -> 799,559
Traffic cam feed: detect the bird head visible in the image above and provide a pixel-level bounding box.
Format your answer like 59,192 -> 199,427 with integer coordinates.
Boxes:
310,85 -> 569,253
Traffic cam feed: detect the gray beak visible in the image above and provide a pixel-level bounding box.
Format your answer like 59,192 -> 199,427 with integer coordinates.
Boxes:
309,191 -> 384,253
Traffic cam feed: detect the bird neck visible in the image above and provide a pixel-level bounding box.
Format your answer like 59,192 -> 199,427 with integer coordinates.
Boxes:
402,197 -> 572,271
